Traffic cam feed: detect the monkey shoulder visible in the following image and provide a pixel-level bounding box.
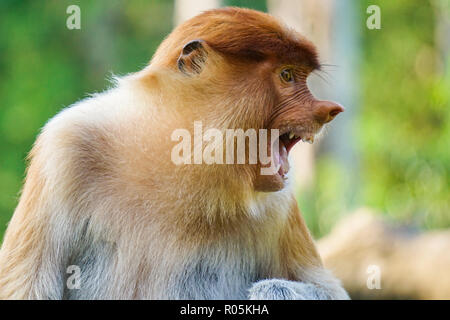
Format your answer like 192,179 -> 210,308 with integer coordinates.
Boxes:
33,88 -> 139,195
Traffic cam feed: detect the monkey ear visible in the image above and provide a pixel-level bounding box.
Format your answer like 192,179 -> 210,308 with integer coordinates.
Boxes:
177,39 -> 209,75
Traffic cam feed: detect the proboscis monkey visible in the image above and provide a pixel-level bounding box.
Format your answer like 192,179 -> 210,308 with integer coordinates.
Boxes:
0,7 -> 348,299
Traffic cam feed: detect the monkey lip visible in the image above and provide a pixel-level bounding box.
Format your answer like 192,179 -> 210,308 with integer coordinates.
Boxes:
279,133 -> 303,153
273,130 -> 316,178
272,133 -> 302,178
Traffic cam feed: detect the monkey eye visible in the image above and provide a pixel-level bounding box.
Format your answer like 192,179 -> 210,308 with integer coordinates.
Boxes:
280,68 -> 294,83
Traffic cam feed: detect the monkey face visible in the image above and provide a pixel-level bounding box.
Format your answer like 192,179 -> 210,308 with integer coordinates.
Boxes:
151,8 -> 344,193
252,65 -> 344,192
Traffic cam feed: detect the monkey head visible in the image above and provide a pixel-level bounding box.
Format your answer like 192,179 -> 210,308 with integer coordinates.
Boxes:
149,8 -> 344,193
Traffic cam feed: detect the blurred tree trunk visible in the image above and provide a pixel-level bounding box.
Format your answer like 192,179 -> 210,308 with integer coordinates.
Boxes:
318,209 -> 450,299
174,0 -> 221,25
267,0 -> 334,191
83,2 -> 123,87
432,0 -> 450,70
267,0 -> 360,203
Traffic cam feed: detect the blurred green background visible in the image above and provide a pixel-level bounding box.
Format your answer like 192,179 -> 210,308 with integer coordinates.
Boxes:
0,0 -> 448,241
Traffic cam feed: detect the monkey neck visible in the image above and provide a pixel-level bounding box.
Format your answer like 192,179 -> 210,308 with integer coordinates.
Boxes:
117,70 -> 291,229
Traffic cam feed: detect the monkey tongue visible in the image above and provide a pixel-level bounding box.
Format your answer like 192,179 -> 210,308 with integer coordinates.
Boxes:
278,141 -> 289,176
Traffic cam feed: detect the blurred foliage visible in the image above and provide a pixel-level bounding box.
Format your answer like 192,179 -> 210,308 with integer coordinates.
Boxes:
0,0 -> 174,239
358,0 -> 449,230
302,0 -> 450,237
0,1 -> 448,241
224,0 -> 267,12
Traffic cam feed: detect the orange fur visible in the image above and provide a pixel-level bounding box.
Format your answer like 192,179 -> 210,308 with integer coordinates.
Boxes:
0,7 -> 347,299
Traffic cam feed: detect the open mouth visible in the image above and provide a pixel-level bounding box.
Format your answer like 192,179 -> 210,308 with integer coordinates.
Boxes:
272,129 -> 316,178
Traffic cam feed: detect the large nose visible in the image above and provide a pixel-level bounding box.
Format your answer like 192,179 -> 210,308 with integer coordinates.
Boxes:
312,100 -> 344,124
